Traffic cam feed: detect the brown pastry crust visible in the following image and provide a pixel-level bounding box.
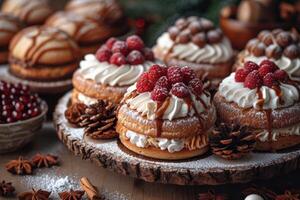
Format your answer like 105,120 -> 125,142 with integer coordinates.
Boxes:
256,135 -> 300,151
213,92 -> 300,129
154,47 -> 234,80
72,69 -> 128,104
117,103 -> 216,139
9,62 -> 78,81
119,131 -> 209,160
0,13 -> 23,47
1,0 -> 53,25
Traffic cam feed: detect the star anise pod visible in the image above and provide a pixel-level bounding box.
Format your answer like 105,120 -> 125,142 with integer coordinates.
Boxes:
65,102 -> 87,126
18,189 -> 51,200
276,190 -> 300,200
198,190 -> 228,200
5,156 -> 33,175
0,180 -> 15,197
32,153 -> 59,168
59,189 -> 85,200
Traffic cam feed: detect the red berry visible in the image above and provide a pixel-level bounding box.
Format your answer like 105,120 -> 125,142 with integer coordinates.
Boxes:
274,69 -> 288,81
188,78 -> 203,96
263,73 -> 279,88
155,76 -> 171,90
259,59 -> 278,71
143,48 -> 154,61
106,37 -> 117,49
126,35 -> 144,51
112,41 -> 129,55
109,52 -> 127,66
151,86 -> 169,102
244,70 -> 263,89
171,82 -> 189,98
136,73 -> 155,93
127,50 -> 145,65
258,65 -> 274,78
181,66 -> 196,83
244,61 -> 259,73
235,68 -> 248,82
167,66 -> 183,84
148,65 -> 167,82
95,48 -> 112,62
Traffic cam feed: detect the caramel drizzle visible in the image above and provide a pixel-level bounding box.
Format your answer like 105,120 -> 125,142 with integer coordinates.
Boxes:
155,98 -> 170,137
10,27 -> 79,67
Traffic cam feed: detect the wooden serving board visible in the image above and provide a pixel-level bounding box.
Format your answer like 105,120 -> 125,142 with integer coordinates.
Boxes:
54,92 -> 300,185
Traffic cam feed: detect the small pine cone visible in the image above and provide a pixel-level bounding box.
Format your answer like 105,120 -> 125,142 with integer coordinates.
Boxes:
64,103 -> 87,126
209,123 -> 256,160
80,100 -> 118,139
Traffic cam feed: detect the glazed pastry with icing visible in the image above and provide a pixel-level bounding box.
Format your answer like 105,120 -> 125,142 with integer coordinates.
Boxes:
116,65 -> 216,160
46,11 -> 126,55
9,26 -> 81,81
1,0 -> 53,25
153,16 -> 234,86
234,29 -> 300,82
0,13 -> 23,64
65,0 -> 128,36
214,59 -> 300,151
72,35 -> 158,105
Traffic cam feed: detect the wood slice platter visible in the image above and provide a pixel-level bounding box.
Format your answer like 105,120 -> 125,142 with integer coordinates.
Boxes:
54,92 -> 300,186
0,66 -> 72,94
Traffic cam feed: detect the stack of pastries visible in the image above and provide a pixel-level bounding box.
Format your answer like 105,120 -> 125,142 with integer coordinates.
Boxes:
72,35 -> 158,105
117,65 -> 216,159
153,16 -> 234,85
214,59 -> 300,151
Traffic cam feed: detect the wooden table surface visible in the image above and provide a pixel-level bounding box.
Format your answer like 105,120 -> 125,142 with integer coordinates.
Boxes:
1,122 -> 300,200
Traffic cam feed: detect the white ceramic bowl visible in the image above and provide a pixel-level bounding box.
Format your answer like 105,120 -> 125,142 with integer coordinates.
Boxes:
0,101 -> 48,153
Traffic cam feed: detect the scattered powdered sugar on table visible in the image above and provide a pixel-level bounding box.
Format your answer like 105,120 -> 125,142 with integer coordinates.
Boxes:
21,173 -> 83,199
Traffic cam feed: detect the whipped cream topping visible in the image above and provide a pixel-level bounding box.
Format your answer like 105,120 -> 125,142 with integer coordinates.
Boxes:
125,84 -> 212,121
79,54 -> 157,87
256,122 -> 300,142
125,130 -> 184,153
77,92 -> 98,106
155,32 -> 233,64
219,73 -> 299,110
244,53 -> 300,81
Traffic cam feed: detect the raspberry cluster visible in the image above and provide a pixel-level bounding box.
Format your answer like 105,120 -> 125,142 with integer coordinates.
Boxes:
0,81 -> 42,124
235,60 -> 288,89
136,65 -> 204,102
95,35 -> 154,66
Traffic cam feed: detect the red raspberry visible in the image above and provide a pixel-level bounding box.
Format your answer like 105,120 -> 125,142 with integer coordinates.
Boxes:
112,41 -> 129,55
106,37 -> 117,49
148,65 -> 167,82
151,86 -> 169,101
235,68 -> 248,82
155,76 -> 171,90
167,66 -> 183,84
244,70 -> 263,89
143,48 -> 154,61
244,61 -> 259,73
273,69 -> 288,82
181,66 -> 196,83
263,73 -> 279,88
171,82 -> 189,98
126,35 -> 145,51
95,48 -> 112,62
109,52 -> 127,66
136,73 -> 155,93
258,65 -> 275,78
259,60 -> 278,71
127,50 -> 145,65
188,78 -> 203,96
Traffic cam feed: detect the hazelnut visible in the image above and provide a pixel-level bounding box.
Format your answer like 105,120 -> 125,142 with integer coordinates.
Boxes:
246,39 -> 259,52
178,30 -> 191,43
207,30 -> 222,44
252,42 -> 266,57
276,32 -> 293,47
175,18 -> 188,30
192,32 -> 206,47
187,16 -> 199,23
266,44 -> 282,59
188,21 -> 203,34
283,44 -> 300,59
168,26 -> 180,40
200,18 -> 214,31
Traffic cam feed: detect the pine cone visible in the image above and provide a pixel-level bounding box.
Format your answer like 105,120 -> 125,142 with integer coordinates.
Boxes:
65,103 -> 87,126
210,123 -> 256,160
79,100 -> 118,140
